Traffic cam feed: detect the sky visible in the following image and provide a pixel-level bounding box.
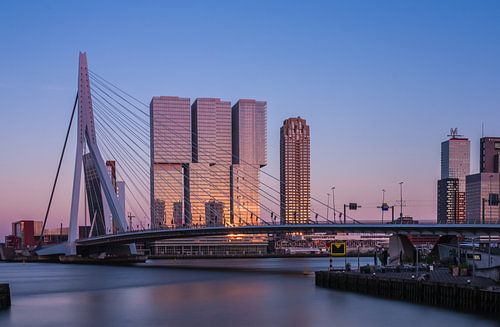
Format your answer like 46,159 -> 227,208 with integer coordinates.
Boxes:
1,0 -> 500,238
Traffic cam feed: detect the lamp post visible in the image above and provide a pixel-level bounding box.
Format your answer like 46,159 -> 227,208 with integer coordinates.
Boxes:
331,186 -> 336,223
327,193 -> 330,221
399,181 -> 404,223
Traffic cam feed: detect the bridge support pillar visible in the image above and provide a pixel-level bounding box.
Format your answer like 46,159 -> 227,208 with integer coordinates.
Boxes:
388,234 -> 415,266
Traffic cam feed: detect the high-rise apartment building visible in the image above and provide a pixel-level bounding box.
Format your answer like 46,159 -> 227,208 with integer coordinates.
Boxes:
280,117 -> 310,224
231,99 -> 267,225
437,178 -> 464,224
150,96 -> 191,228
480,137 -> 500,173
437,131 -> 470,224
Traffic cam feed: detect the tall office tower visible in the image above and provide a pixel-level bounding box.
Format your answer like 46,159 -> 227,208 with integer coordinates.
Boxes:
231,99 -> 267,225
102,160 -> 121,234
83,153 -> 106,235
480,137 -> 500,173
150,96 -> 191,228
437,130 -> 470,224
205,200 -> 224,226
188,98 -> 232,225
466,173 -> 500,223
280,117 -> 311,224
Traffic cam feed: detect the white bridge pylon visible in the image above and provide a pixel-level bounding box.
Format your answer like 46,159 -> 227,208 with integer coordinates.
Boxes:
67,52 -> 136,255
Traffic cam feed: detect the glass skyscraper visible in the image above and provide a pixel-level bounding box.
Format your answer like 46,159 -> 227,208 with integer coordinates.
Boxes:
280,117 -> 310,224
150,96 -> 191,228
437,133 -> 470,224
150,96 -> 266,227
231,99 -> 267,225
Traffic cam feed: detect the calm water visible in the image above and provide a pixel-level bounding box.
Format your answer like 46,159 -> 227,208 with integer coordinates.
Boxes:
0,258 -> 498,327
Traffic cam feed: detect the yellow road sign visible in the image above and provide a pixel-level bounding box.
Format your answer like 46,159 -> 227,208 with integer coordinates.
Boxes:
330,242 -> 346,257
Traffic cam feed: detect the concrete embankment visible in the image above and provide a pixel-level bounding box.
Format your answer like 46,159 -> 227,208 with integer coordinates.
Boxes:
0,284 -> 11,309
315,271 -> 500,315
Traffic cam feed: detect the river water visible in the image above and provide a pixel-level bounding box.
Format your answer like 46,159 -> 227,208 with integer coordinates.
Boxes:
0,258 -> 498,327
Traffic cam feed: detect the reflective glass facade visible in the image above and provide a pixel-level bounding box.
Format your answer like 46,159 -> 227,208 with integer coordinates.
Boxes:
280,117 -> 310,224
480,137 -> 500,173
150,96 -> 191,227
189,99 -> 232,226
232,100 -> 267,167
438,137 -> 470,224
231,99 -> 267,226
466,173 -> 500,224
150,96 -> 266,228
231,164 -> 260,225
441,137 -> 470,192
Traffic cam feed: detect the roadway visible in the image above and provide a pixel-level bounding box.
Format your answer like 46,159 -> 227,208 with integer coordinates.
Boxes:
75,223 -> 500,248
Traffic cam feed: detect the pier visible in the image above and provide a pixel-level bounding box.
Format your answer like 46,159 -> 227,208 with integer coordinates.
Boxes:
315,271 -> 500,315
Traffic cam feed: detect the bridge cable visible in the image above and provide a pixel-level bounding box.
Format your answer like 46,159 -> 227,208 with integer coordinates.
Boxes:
37,93 -> 78,248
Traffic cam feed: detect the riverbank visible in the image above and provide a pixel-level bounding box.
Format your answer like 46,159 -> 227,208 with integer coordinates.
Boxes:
315,270 -> 500,315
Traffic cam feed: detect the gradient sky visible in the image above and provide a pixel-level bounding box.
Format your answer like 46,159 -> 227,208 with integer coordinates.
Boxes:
1,1 -> 500,238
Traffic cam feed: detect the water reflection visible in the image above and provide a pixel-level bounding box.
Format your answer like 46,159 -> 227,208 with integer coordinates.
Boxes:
0,259 -> 498,327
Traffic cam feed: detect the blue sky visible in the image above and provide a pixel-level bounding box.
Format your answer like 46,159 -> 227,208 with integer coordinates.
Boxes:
1,1 -> 500,237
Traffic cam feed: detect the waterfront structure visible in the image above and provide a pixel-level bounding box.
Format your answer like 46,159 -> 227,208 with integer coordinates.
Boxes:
150,96 -> 191,228
280,117 -> 311,224
480,137 -> 500,173
466,173 -> 500,223
437,131 -> 470,224
66,52 -> 131,255
148,235 -> 268,257
10,220 -> 42,248
231,99 -> 267,225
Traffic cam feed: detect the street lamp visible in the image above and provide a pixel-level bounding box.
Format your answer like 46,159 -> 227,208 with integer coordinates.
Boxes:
331,186 -> 336,223
327,193 -> 330,221
399,181 -> 404,223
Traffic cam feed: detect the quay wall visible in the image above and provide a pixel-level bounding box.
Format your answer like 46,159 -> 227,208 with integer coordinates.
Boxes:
315,271 -> 500,315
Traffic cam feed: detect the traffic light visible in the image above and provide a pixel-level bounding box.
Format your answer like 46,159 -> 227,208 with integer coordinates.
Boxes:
349,203 -> 358,210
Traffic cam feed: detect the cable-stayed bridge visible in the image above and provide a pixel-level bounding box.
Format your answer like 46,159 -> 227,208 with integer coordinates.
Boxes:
36,53 -> 500,258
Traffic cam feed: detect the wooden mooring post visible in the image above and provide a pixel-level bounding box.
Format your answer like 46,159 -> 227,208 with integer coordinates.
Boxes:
0,283 -> 11,309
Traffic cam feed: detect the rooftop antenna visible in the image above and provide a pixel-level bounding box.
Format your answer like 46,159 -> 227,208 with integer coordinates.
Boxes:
482,123 -> 485,138
447,128 -> 463,139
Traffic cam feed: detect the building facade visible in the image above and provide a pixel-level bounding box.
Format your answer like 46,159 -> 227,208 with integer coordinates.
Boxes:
231,99 -> 267,225
437,178 -> 465,224
150,96 -> 191,228
188,99 -> 232,226
150,97 -> 267,228
280,117 -> 311,224
466,173 -> 500,224
480,137 -> 500,173
437,134 -> 470,224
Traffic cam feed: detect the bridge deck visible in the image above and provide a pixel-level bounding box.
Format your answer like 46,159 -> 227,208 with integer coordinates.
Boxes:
75,224 -> 500,247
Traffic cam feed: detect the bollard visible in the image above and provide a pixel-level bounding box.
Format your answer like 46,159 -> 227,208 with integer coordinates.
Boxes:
0,284 -> 11,309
